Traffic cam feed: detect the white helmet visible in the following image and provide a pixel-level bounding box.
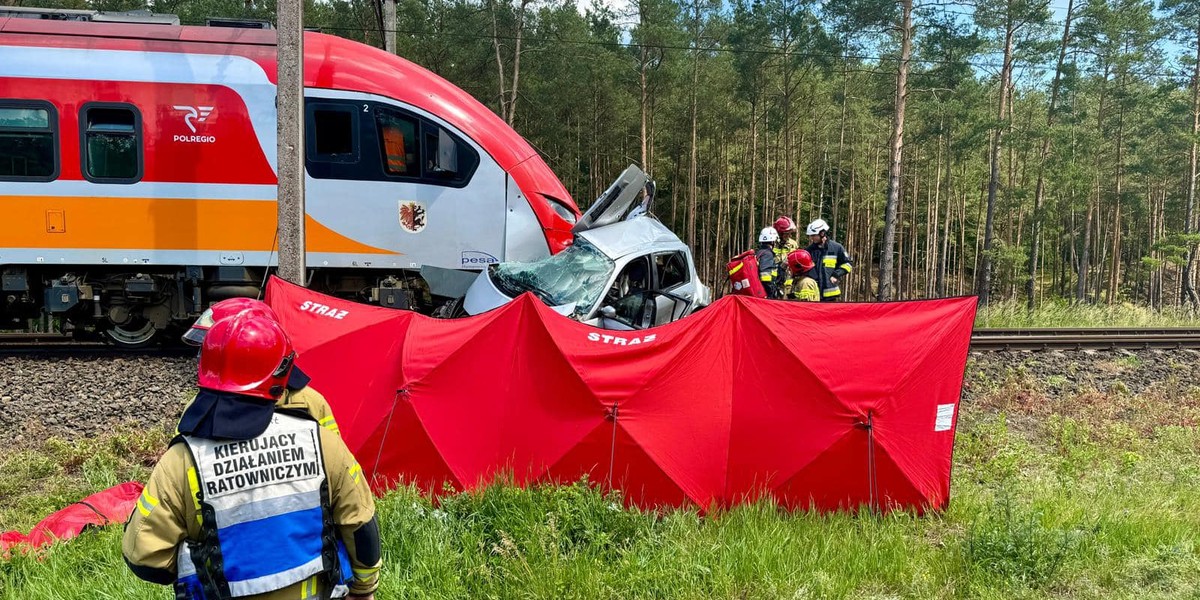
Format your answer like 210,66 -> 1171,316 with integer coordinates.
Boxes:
806,218 -> 830,236
758,227 -> 780,243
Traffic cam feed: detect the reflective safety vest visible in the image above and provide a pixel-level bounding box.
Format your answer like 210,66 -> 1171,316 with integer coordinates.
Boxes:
805,239 -> 853,300
755,247 -> 782,299
773,238 -> 798,296
381,125 -> 408,175
175,413 -> 352,599
790,277 -> 820,302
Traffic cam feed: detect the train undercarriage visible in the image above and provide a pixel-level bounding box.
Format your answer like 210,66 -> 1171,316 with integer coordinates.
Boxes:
0,265 -> 438,347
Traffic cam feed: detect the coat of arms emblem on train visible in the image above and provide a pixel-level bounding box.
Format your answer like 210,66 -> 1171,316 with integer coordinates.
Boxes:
399,201 -> 427,233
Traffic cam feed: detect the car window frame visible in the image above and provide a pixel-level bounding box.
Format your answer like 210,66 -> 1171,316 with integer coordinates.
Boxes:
654,250 -> 690,291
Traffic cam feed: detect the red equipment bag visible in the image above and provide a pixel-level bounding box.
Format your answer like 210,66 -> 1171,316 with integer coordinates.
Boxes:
727,250 -> 766,298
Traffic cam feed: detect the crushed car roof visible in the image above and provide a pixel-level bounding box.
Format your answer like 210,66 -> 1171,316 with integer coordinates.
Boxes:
577,217 -> 683,259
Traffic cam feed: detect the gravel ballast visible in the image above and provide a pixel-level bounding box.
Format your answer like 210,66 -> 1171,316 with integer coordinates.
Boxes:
1,348 -> 1197,450
0,353 -> 196,448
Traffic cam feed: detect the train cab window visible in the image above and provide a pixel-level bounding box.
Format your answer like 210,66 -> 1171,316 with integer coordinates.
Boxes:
424,125 -> 478,185
304,99 -> 478,185
81,104 -> 141,183
0,101 -> 57,181
375,109 -> 419,176
309,105 -> 358,163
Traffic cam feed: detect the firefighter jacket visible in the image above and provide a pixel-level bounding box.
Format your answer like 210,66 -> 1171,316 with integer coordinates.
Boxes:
788,276 -> 820,302
805,239 -> 853,300
123,412 -> 381,600
279,387 -> 340,436
755,246 -> 782,299
176,387 -> 341,438
773,238 -> 799,297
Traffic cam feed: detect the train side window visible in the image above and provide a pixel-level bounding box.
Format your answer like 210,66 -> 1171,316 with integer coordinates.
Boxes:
375,109 -> 419,176
81,103 -> 142,183
423,124 -> 478,185
0,100 -> 58,181
308,104 -> 358,163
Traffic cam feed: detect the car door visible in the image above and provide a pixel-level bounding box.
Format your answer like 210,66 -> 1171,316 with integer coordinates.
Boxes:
597,255 -> 651,329
652,250 -> 693,321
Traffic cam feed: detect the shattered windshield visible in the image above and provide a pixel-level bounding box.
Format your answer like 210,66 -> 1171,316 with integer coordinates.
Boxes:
490,238 -> 615,315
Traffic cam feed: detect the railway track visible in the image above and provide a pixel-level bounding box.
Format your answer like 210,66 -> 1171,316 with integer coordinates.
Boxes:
970,328 -> 1200,351
4,328 -> 1200,353
0,333 -> 194,355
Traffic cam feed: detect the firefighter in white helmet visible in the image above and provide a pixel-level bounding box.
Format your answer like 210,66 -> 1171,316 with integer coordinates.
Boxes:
805,218 -> 854,301
757,227 -> 783,299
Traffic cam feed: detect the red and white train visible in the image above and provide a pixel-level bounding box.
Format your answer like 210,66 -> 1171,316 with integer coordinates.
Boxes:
0,11 -> 580,345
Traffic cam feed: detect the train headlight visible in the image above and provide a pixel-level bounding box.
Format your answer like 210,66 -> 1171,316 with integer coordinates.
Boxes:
544,195 -> 578,225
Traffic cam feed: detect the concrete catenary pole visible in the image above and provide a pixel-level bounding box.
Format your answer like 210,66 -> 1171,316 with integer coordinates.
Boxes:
276,0 -> 306,285
383,0 -> 397,54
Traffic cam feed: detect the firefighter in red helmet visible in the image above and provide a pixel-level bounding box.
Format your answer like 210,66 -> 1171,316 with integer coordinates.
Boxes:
124,312 -> 381,600
772,216 -> 799,297
786,249 -> 821,302
183,298 -> 340,437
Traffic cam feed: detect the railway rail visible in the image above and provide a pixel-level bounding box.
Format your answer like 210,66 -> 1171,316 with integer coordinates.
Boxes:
0,333 -> 193,355
970,328 -> 1200,351
4,327 -> 1200,354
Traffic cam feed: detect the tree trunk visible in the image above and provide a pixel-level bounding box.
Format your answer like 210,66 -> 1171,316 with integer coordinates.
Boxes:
1184,22 -> 1200,311
1027,0 -> 1073,310
640,47 -> 649,169
878,0 -> 912,302
506,0 -> 531,125
979,19 -> 1016,305
488,0 -> 508,120
1078,192 -> 1094,303
833,70 -> 849,233
749,100 -> 759,245
687,17 -> 700,250
1108,71 -> 1126,305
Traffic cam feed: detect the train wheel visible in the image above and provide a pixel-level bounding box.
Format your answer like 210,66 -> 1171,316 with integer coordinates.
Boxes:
104,317 -> 159,348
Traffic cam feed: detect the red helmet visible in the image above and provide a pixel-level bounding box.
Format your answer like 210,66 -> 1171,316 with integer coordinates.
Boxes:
182,297 -> 279,346
787,249 -> 816,273
773,216 -> 797,234
197,312 -> 295,400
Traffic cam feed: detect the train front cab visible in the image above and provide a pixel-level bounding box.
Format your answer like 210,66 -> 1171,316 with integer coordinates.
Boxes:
0,41 -> 570,346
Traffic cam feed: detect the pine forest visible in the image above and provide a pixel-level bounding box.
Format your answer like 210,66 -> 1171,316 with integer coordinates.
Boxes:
16,0 -> 1200,309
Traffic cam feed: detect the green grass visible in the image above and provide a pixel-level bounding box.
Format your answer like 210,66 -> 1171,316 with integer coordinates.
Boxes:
4,374 -> 1200,599
975,299 -> 1200,329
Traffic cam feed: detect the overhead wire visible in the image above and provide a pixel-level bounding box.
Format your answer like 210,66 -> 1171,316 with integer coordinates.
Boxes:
290,22 -> 1195,81
178,4 -> 1197,83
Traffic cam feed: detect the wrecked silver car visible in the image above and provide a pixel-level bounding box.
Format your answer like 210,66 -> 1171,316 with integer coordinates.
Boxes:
462,165 -> 711,330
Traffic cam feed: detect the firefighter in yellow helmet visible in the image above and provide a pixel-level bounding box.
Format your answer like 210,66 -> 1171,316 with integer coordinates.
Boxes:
182,297 -> 340,437
124,312 -> 381,600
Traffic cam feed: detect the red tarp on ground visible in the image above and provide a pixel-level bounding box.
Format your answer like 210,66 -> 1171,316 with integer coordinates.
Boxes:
1,482 -> 143,554
267,276 -> 975,513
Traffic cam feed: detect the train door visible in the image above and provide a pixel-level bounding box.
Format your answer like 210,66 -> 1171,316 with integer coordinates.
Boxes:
301,92 -> 508,271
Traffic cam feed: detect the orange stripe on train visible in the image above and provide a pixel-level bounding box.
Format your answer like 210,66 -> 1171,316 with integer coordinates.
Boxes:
0,196 -> 400,255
